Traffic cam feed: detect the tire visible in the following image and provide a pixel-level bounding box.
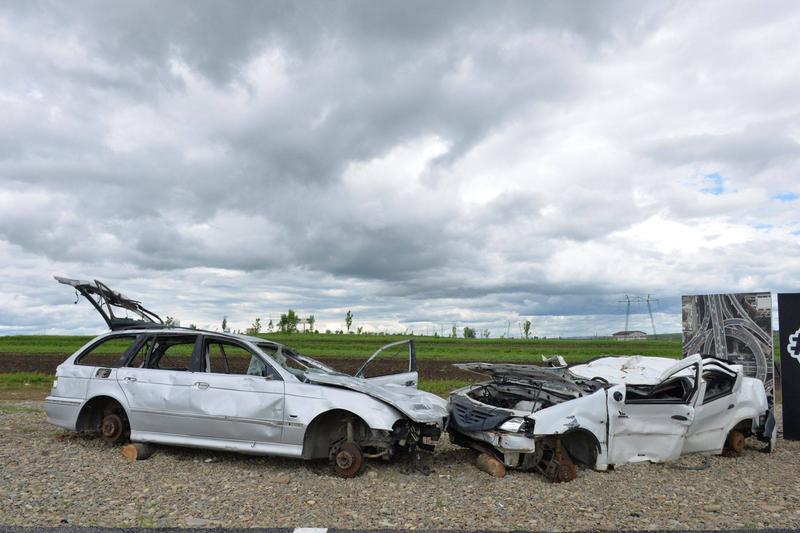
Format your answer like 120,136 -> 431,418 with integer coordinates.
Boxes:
333,442 -> 366,478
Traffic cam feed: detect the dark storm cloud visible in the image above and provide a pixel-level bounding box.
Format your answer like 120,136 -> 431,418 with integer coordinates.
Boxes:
1,1 -> 799,335
11,1 -> 659,83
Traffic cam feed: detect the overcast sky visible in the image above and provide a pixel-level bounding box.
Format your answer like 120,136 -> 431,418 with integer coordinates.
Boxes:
1,1 -> 798,337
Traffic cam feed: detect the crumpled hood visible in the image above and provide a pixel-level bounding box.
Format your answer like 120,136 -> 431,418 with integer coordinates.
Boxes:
305,373 -> 448,424
454,363 -> 591,394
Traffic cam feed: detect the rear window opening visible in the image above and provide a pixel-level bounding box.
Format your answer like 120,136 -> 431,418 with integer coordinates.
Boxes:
625,363 -> 699,404
702,365 -> 737,404
75,335 -> 140,367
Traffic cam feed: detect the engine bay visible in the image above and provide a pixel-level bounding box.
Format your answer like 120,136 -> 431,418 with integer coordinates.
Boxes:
466,378 -> 603,413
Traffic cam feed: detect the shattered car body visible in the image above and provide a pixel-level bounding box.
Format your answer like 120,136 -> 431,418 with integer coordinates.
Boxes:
447,355 -> 775,481
45,278 -> 447,477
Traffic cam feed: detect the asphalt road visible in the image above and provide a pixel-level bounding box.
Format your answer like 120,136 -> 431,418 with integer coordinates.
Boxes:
0,527 -> 798,533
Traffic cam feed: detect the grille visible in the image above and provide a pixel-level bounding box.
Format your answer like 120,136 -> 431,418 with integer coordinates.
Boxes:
453,402 -> 490,425
449,397 -> 511,431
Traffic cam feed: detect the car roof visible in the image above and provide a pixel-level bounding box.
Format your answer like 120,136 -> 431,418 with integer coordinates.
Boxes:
569,354 -> 721,385
103,326 -> 285,348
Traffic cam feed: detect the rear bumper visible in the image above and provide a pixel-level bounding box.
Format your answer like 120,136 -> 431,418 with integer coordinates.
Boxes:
756,407 -> 777,451
43,396 -> 82,430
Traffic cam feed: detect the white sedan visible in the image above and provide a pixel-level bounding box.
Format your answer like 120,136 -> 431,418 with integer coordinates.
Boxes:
447,355 -> 776,481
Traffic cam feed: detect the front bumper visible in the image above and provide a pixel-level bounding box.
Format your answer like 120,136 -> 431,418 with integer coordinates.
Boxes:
449,425 -> 536,453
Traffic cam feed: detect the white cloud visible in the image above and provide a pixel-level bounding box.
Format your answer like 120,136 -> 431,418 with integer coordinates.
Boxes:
0,1 -> 798,336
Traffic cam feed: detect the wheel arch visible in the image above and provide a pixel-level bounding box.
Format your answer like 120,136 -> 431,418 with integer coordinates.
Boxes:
560,428 -> 602,467
729,416 -> 755,436
76,395 -> 129,433
301,409 -> 371,460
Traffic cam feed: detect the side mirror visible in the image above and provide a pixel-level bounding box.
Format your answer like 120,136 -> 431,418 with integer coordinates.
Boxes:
613,391 -> 623,402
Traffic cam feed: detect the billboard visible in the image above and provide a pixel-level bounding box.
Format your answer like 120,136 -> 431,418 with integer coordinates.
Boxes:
682,293 -> 774,399
778,293 -> 800,440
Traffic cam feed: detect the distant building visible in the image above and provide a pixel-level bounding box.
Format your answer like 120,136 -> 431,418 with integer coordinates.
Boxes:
612,330 -> 647,341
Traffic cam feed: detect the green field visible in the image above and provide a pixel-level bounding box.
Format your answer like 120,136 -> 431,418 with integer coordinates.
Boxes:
0,333 -> 684,363
0,332 -> 782,398
0,372 -> 52,390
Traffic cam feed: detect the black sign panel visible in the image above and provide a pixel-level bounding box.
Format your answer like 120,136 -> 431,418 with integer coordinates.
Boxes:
778,293 -> 800,440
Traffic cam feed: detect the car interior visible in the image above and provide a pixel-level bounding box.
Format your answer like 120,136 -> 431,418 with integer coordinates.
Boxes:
625,364 -> 699,404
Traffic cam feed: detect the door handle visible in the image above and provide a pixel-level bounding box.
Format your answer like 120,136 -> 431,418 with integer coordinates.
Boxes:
671,415 -> 688,421
194,382 -> 210,390
123,376 -> 137,383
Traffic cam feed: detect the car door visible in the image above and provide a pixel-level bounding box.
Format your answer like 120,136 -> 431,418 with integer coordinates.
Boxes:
187,336 -> 285,444
684,360 -> 740,453
608,357 -> 702,465
354,339 -> 418,387
116,333 -> 201,436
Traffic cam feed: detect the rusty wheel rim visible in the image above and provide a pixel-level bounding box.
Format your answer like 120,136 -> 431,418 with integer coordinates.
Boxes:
100,413 -> 124,443
554,461 -> 577,482
726,429 -> 745,455
334,442 -> 363,478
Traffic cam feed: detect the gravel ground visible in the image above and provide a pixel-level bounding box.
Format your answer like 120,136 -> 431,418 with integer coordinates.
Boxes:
1,400 -> 799,531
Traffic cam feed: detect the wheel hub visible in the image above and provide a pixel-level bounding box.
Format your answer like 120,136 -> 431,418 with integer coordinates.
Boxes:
333,442 -> 364,477
100,413 -> 124,443
336,450 -> 354,470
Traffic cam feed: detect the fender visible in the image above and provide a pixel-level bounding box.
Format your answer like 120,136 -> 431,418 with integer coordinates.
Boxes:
530,387 -> 610,469
284,381 -> 406,445
531,388 -> 608,443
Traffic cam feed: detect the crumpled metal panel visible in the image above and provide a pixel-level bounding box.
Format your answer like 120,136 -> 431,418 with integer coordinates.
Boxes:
448,394 -> 513,432
570,354 -> 703,385
455,362 -> 591,395
304,372 -> 448,424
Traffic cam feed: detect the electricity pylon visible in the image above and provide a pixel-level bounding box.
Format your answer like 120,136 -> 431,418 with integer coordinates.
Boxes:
618,294 -> 659,335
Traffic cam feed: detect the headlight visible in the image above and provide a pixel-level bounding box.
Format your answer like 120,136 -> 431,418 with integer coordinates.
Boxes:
498,417 -> 526,432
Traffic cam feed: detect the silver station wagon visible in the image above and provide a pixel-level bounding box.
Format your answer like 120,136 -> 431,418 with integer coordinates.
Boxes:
44,277 -> 447,477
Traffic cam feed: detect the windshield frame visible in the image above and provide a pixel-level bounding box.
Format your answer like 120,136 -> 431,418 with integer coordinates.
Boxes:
255,342 -> 341,379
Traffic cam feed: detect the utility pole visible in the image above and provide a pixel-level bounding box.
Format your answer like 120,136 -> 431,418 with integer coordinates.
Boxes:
618,294 -> 659,335
618,295 -> 632,332
646,294 -> 659,336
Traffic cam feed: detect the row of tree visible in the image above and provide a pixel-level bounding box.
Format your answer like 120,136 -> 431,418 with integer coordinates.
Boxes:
191,313 -> 534,339
235,309 -> 356,335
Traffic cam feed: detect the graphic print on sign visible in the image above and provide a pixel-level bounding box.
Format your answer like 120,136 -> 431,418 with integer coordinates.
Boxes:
682,293 -> 774,400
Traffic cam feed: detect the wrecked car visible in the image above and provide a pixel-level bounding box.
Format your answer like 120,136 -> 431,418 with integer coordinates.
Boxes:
44,277 -> 447,477
447,355 -> 776,481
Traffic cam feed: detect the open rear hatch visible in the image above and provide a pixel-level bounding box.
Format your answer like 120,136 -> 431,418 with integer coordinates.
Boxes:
55,276 -> 163,331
